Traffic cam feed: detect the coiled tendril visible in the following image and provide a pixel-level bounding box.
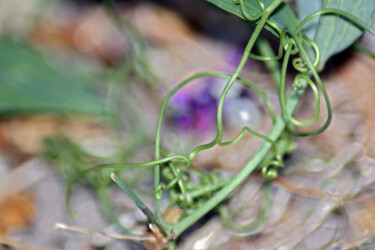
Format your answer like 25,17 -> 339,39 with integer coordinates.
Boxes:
66,0 -> 375,241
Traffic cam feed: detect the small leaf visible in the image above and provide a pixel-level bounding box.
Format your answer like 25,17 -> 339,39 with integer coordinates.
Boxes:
206,0 -> 299,36
313,0 -> 375,70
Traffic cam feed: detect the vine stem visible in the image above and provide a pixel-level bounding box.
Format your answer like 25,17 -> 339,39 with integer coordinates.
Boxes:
172,78 -> 306,237
170,0 -> 286,238
216,0 -> 282,142
255,36 -> 281,87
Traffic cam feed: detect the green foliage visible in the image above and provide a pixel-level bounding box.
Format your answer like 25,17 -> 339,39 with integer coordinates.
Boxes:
43,136 -> 112,188
207,0 -> 299,35
0,38 -> 104,115
210,0 -> 375,70
297,0 -> 322,38
62,1 -> 375,249
303,0 -> 375,70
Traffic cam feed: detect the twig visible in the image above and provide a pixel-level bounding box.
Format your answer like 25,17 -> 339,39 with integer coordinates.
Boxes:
54,222 -> 156,242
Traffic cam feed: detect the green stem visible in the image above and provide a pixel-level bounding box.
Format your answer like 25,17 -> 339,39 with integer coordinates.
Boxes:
105,0 -> 157,84
172,0 -> 287,237
153,71 -> 276,229
216,0 -> 283,142
168,240 -> 177,250
168,163 -> 189,217
104,62 -> 133,135
172,81 -> 305,237
295,8 -> 375,37
111,173 -> 164,231
255,36 -> 282,87
219,182 -> 271,232
187,178 -> 231,199
290,33 -> 332,136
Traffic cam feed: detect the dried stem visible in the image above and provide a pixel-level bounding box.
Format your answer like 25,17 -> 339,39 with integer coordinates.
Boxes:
54,222 -> 156,242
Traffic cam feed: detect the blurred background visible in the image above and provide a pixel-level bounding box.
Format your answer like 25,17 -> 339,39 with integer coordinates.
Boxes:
1,0 -> 375,249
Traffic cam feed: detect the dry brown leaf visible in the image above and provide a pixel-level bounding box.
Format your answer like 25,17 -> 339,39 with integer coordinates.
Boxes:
271,176 -> 334,200
0,192 -> 35,236
335,53 -> 375,156
162,207 -> 183,225
127,4 -> 193,45
1,116 -> 106,155
30,6 -> 128,65
143,208 -> 182,250
355,200 -> 375,237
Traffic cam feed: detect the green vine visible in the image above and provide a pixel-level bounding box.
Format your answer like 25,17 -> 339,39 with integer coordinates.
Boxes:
64,0 -> 375,248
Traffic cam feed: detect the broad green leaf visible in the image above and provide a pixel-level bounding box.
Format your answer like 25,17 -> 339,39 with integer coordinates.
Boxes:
297,0 -> 323,39
313,0 -> 375,70
0,38 -> 104,115
206,0 -> 299,36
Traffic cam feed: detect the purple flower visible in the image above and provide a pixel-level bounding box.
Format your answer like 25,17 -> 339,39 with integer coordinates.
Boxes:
170,80 -> 217,135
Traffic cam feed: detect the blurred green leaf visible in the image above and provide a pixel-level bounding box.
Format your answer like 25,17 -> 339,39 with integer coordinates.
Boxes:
206,0 -> 299,36
43,136 -> 112,188
0,38 -> 104,115
313,0 -> 375,70
297,0 -> 323,39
